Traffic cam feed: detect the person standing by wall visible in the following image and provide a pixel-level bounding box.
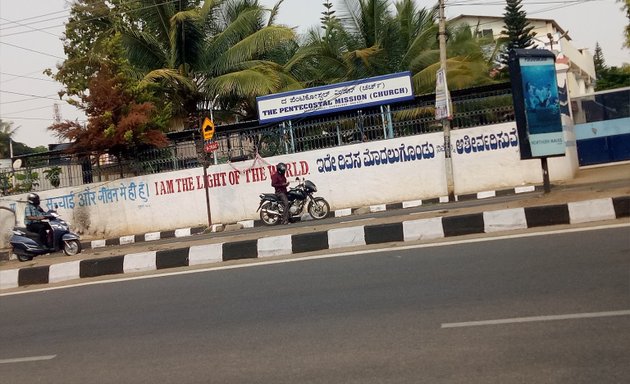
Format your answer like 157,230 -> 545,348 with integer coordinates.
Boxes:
271,163 -> 290,224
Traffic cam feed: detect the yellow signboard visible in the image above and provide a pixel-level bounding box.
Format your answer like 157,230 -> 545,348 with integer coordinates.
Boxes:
202,117 -> 215,141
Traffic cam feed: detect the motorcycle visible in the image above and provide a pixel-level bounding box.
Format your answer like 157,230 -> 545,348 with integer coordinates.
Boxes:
257,177 -> 330,226
10,210 -> 82,262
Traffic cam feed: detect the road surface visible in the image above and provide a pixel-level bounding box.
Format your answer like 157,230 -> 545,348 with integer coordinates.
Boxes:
1,225 -> 629,383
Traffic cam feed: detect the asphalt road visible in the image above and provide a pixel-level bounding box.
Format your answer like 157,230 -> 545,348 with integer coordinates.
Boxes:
0,226 -> 629,383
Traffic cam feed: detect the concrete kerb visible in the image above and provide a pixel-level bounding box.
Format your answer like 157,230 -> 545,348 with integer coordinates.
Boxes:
1,195 -> 629,291
0,184 -> 543,262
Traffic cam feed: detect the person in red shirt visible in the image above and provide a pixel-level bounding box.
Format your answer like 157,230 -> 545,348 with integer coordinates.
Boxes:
271,162 -> 290,224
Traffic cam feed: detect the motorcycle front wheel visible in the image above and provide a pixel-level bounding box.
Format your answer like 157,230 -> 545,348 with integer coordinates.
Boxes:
259,201 -> 280,226
308,197 -> 330,220
63,239 -> 82,256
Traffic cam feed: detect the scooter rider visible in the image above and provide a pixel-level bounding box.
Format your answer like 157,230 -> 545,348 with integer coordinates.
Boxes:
24,193 -> 51,247
271,162 -> 290,224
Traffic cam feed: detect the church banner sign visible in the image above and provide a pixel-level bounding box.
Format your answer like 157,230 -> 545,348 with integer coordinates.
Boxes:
256,72 -> 415,123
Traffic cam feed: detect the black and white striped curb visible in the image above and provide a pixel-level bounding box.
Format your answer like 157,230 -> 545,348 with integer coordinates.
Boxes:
0,185 -> 539,261
80,185 -> 542,250
83,226 -> 208,250
2,196 -> 628,290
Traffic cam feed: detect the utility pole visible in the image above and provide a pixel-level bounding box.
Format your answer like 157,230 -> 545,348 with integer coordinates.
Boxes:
438,0 -> 455,201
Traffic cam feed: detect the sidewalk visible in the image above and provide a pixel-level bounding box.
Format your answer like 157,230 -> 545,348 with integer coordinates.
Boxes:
1,162 -> 629,291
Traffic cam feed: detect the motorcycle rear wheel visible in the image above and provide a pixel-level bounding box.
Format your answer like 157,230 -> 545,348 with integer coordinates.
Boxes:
16,253 -> 33,262
63,239 -> 82,256
259,201 -> 280,226
308,197 -> 330,220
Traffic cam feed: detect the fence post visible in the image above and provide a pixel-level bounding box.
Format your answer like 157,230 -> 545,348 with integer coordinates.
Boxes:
171,147 -> 178,171
380,106 -> 388,139
386,105 -> 394,138
288,120 -> 295,153
336,122 -> 342,146
280,122 -> 288,154
357,110 -> 365,141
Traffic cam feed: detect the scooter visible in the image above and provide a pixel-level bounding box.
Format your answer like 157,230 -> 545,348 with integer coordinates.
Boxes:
10,210 -> 82,262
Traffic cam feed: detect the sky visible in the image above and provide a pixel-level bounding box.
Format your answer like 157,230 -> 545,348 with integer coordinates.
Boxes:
0,0 -> 627,149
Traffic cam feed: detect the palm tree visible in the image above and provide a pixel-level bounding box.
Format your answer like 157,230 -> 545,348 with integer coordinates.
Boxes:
285,0 -> 390,86
199,0 -> 299,120
0,120 -> 18,137
411,23 -> 496,94
121,0 -> 297,125
287,0 -> 493,94
120,0 -> 210,129
0,120 -> 19,158
392,1 -> 495,94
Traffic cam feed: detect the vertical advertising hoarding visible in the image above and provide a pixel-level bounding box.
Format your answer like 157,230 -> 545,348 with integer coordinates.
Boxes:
509,49 -> 566,159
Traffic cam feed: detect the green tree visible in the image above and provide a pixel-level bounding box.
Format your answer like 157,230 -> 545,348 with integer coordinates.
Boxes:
284,3 -> 358,87
13,170 -> 39,193
45,0 -> 175,157
45,0 -> 134,100
592,43 -> 630,91
0,120 -> 46,157
620,0 -> 630,48
596,64 -> 630,91
0,120 -> 19,158
287,0 -> 493,94
120,0 -> 207,127
48,0 -> 189,132
46,0 -> 502,138
43,166 -> 62,188
594,42 -> 607,75
500,0 -> 536,67
121,0 -> 297,123
49,63 -> 169,158
199,0 -> 299,120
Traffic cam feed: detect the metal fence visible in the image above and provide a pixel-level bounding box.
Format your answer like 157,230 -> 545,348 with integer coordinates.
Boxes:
1,84 -> 515,196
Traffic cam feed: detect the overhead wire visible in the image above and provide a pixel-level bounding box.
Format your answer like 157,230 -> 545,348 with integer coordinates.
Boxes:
445,0 -> 604,31
3,105 -> 59,115
0,71 -> 55,84
0,8 -> 69,28
0,17 -> 59,38
0,90 -> 61,102
0,0 -> 176,110
0,0 -> 181,36
448,0 -> 600,5
0,96 -> 60,105
0,0 -> 607,113
0,0 -> 607,36
0,1 -> 179,122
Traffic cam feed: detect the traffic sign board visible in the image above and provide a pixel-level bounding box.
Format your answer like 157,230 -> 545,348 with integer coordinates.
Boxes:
202,117 -> 215,140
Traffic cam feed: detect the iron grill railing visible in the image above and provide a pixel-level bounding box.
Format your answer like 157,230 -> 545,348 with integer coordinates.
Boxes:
1,84 -> 515,196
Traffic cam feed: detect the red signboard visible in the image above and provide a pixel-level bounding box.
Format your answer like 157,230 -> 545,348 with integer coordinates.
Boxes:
204,141 -> 219,153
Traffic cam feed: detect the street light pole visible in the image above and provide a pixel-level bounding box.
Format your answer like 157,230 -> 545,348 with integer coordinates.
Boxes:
438,0 -> 455,201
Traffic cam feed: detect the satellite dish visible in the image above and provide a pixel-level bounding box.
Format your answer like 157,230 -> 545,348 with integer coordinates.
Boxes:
12,159 -> 22,169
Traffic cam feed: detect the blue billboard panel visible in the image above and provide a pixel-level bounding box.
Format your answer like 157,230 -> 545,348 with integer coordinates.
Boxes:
509,50 -> 566,159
